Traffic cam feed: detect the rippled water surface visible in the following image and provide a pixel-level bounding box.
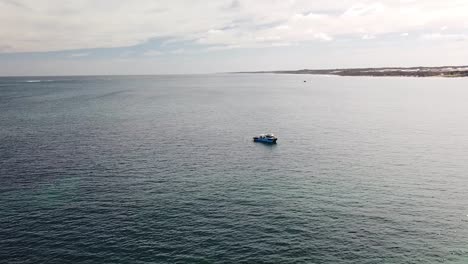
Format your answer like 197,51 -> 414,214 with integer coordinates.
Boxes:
1,74 -> 468,263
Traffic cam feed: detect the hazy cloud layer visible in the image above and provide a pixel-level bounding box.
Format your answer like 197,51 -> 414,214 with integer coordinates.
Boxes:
1,0 -> 468,53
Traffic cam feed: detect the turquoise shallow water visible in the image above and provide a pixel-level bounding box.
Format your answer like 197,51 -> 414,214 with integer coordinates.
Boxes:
1,74 -> 468,263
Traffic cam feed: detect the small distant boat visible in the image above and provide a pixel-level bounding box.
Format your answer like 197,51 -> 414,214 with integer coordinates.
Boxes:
253,133 -> 278,144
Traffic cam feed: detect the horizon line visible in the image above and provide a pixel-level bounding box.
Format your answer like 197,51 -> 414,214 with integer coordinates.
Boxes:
2,64 -> 468,78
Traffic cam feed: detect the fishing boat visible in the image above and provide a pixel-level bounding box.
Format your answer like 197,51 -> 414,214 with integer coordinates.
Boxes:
253,133 -> 278,144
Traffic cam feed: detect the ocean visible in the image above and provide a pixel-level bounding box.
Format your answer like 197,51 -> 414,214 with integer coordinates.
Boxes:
1,74 -> 467,263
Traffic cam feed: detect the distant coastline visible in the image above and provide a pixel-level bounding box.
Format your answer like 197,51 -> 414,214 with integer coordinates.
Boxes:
237,66 -> 468,77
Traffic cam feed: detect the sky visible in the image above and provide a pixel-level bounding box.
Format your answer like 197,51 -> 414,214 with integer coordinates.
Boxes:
1,0 -> 468,76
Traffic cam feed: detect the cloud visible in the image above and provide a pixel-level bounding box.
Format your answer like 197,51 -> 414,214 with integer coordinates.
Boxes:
342,2 -> 385,17
170,49 -> 185,54
69,52 -> 89,57
118,50 -> 137,58
314,32 -> 333,41
143,50 -> 163,56
0,44 -> 14,52
361,34 -> 376,40
1,0 -> 468,53
421,33 -> 468,41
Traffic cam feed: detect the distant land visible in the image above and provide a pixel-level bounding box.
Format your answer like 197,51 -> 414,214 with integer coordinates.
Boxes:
238,66 -> 468,77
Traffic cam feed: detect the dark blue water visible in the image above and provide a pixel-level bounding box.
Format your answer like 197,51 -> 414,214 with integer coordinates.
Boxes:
1,74 -> 468,263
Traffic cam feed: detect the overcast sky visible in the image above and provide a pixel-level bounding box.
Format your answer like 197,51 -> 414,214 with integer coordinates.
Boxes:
1,0 -> 468,76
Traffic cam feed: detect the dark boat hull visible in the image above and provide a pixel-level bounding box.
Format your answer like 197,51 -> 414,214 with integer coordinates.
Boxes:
253,137 -> 277,144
